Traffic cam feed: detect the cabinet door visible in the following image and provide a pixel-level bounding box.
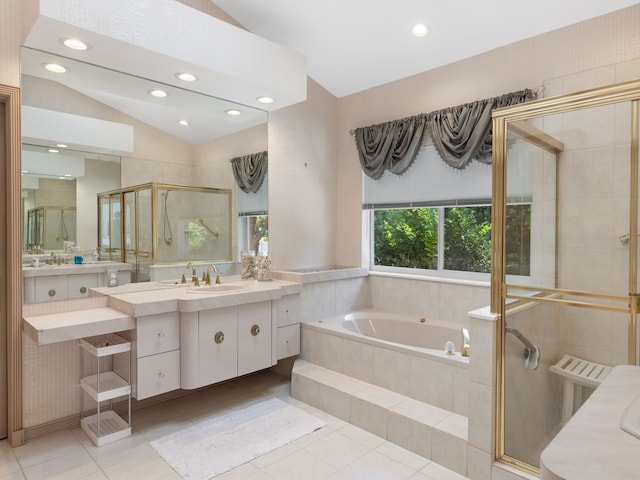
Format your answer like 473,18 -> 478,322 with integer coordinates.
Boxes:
34,276 -> 68,303
68,274 -> 98,299
137,312 -> 179,357
136,350 -> 180,400
238,301 -> 272,376
198,307 -> 238,386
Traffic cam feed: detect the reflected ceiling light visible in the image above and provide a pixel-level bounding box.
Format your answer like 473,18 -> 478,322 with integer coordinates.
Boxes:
176,72 -> 197,82
61,38 -> 90,51
43,63 -> 68,73
179,119 -> 189,126
64,174 -> 73,177
225,109 -> 242,116
148,89 -> 168,98
411,23 -> 429,37
56,143 -> 68,148
22,170 -> 29,174
257,96 -> 275,104
48,149 -> 59,153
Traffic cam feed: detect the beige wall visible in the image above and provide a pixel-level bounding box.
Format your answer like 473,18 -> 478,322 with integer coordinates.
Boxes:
336,4 -> 640,267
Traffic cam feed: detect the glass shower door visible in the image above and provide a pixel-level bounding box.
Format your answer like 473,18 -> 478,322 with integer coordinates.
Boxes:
494,85 -> 640,475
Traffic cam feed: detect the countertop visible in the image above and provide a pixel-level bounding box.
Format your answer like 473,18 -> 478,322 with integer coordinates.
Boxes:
23,261 -> 132,277
540,365 -> 640,479
23,277 -> 302,344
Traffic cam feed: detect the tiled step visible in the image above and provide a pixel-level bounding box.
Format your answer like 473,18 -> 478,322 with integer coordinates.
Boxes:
291,359 -> 468,476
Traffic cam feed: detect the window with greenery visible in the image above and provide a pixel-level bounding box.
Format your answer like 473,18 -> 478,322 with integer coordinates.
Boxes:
372,203 -> 530,276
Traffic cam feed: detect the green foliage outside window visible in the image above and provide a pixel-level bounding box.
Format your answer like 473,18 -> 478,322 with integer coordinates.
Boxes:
373,204 -> 530,275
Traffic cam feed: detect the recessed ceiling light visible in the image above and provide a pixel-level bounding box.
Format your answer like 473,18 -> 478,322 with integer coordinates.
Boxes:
64,174 -> 72,177
257,96 -> 275,104
148,89 -> 168,98
61,38 -> 90,50
411,23 -> 429,37
48,149 -> 59,153
176,72 -> 197,82
56,143 -> 68,148
22,170 -> 29,174
179,119 -> 189,126
225,109 -> 242,116
58,176 -> 67,180
43,63 -> 68,73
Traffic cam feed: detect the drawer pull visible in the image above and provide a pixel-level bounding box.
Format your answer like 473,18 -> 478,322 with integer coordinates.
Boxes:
158,372 -> 165,378
48,289 -> 56,297
214,331 -> 225,344
157,331 -> 165,338
80,286 -> 87,294
251,324 -> 260,336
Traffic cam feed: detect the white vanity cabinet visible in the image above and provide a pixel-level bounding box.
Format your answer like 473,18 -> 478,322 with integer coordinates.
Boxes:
131,312 -> 180,400
181,300 -> 274,390
273,294 -> 301,361
23,265 -> 132,303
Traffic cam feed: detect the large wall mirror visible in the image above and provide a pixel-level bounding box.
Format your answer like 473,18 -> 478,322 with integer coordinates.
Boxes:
20,46 -> 268,269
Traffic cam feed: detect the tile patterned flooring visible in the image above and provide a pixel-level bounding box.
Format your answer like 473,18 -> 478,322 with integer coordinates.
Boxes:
0,371 -> 469,480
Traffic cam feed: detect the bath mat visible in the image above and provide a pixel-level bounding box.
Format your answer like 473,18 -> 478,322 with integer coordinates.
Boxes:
150,397 -> 326,479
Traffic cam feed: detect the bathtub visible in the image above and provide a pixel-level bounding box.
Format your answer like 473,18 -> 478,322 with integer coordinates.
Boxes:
301,310 -> 469,415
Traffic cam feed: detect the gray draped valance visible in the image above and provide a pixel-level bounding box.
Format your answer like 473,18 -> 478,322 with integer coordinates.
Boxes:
230,151 -> 268,193
354,89 -> 536,177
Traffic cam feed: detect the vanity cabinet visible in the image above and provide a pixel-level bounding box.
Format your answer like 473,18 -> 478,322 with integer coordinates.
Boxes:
273,294 -> 301,360
181,300 -> 273,390
23,267 -> 131,303
131,312 -> 180,400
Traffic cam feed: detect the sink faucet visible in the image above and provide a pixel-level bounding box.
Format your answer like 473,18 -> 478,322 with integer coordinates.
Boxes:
186,262 -> 197,284
206,264 -> 221,285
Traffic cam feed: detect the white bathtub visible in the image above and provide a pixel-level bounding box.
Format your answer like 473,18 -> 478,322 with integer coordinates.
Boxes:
301,310 -> 469,415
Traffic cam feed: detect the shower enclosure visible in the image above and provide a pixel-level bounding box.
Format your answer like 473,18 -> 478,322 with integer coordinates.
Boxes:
492,79 -> 640,475
25,206 -> 76,251
98,183 -> 231,282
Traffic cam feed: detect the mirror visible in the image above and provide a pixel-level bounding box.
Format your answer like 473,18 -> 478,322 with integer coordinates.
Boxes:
20,47 -> 268,261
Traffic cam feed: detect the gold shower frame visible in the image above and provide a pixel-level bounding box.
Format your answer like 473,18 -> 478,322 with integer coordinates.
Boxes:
491,79 -> 640,475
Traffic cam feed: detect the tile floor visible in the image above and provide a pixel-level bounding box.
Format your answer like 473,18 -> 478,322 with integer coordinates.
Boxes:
0,371 -> 470,480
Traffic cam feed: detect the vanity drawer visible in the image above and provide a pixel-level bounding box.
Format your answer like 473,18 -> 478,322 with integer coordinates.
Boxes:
135,349 -> 180,400
68,274 -> 98,299
34,276 -> 68,303
277,324 -> 300,360
273,294 -> 300,327
136,312 -> 179,357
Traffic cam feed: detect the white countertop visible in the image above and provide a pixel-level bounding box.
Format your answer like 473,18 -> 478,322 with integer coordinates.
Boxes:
540,365 -> 640,479
23,261 -> 132,277
94,277 -> 302,317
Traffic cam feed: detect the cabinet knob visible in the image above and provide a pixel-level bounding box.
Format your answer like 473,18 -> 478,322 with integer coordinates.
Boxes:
251,324 -> 260,336
157,372 -> 165,378
80,286 -> 87,294
48,289 -> 56,297
157,331 -> 164,338
214,331 -> 225,344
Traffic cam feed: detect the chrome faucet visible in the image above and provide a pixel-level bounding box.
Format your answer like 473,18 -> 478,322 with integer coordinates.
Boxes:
461,327 -> 470,357
206,264 -> 221,285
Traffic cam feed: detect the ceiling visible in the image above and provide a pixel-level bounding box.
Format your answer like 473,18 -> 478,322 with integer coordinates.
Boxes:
213,0 -> 640,98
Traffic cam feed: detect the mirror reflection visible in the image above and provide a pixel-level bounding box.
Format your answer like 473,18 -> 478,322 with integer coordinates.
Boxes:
20,46 -> 268,281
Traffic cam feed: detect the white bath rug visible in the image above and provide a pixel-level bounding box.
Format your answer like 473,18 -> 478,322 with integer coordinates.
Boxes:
150,397 -> 326,479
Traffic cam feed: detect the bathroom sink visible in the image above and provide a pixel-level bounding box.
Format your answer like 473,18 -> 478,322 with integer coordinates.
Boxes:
187,284 -> 246,294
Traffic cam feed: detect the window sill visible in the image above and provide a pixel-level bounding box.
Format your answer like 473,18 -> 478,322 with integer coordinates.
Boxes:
368,269 -> 490,288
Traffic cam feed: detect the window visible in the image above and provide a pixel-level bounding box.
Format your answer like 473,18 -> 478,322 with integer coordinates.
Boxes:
364,144 -> 532,279
371,203 -> 530,276
237,174 -> 268,256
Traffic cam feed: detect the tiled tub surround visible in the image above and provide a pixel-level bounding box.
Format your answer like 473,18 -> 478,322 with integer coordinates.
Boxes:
292,310 -> 470,474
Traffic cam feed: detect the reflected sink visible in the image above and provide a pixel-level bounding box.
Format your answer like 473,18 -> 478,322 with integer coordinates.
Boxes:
187,284 -> 247,294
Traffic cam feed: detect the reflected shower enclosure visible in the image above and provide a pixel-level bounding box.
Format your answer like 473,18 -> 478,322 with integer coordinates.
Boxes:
98,183 -> 231,282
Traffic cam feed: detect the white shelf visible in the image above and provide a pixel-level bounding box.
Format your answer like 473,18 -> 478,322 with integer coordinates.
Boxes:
80,371 -> 131,402
80,333 -> 130,357
81,410 -> 132,447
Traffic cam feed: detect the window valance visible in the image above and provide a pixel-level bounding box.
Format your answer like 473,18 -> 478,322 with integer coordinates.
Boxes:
354,89 -> 536,178
230,151 -> 268,193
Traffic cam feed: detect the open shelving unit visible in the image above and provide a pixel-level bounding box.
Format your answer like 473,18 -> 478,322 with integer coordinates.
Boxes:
79,333 -> 132,446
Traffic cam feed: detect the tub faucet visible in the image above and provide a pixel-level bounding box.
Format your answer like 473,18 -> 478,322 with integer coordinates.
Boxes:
206,264 -> 221,285
461,327 -> 470,357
